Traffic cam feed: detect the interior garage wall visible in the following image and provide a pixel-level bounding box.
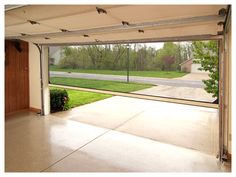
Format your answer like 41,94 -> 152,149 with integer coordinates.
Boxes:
5,40 -> 29,115
29,43 -> 41,111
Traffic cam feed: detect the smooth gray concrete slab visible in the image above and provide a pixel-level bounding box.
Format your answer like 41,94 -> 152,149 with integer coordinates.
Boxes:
50,71 -> 204,88
5,110 -> 230,172
5,112 -> 108,172
132,85 -> 215,102
54,96 -> 218,155
45,150 -> 125,172
52,96 -> 151,129
116,100 -> 219,155
45,130 -> 225,172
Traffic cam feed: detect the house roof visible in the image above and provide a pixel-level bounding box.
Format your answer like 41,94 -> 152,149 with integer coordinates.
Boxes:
180,59 -> 193,66
5,5 -> 228,45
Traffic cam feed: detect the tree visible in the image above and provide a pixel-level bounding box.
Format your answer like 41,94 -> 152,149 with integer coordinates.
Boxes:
192,40 -> 218,99
57,42 -> 189,72
111,44 -> 126,70
156,42 -> 179,71
180,42 -> 193,61
163,56 -> 175,71
136,47 -> 147,71
58,47 -> 80,69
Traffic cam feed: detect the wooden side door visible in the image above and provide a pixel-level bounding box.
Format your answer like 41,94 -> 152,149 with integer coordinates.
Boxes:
5,40 -> 29,115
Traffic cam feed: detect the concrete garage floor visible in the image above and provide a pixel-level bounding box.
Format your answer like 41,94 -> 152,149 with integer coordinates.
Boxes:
5,97 -> 230,172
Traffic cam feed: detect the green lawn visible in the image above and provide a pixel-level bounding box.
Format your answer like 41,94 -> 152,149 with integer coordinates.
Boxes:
50,87 -> 112,108
50,77 -> 153,93
50,66 -> 187,78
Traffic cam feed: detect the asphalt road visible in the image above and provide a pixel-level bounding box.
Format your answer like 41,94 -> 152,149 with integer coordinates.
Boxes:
50,71 -> 204,88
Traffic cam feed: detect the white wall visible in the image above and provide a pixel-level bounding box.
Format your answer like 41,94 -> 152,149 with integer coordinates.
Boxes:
29,43 -> 41,110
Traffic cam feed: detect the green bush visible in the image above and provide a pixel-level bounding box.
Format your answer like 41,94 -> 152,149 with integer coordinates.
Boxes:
192,41 -> 218,99
50,89 -> 70,113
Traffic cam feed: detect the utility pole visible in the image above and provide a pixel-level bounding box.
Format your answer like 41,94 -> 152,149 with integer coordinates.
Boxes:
126,44 -> 130,83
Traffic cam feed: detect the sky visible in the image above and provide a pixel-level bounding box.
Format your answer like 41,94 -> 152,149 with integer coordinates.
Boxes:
66,41 -> 193,51
140,42 -> 164,50
72,42 -> 165,50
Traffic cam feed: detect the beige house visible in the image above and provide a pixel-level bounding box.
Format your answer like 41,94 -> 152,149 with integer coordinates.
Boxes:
180,59 -> 193,72
180,59 -> 209,74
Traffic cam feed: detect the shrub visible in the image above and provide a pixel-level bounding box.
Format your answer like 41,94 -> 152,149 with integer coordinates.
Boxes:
50,89 -> 70,113
192,41 -> 218,99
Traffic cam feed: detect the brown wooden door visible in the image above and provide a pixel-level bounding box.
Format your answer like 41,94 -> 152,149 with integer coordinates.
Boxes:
5,40 -> 29,115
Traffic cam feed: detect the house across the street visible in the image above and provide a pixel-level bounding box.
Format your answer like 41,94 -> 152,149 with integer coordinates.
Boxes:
180,59 -> 208,74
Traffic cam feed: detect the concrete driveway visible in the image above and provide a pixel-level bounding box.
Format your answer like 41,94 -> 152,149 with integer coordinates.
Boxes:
53,96 -> 218,155
177,73 -> 210,81
6,96 -> 226,172
132,73 -> 215,102
133,85 -> 215,102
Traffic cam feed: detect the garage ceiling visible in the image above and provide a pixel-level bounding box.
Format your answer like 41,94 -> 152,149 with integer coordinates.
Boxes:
5,5 -> 228,45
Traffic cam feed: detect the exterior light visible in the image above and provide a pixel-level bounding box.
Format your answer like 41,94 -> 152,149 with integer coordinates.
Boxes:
125,44 -> 130,83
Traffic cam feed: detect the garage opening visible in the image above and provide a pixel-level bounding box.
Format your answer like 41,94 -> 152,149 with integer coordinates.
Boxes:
49,40 -> 219,104
48,39 -> 220,157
